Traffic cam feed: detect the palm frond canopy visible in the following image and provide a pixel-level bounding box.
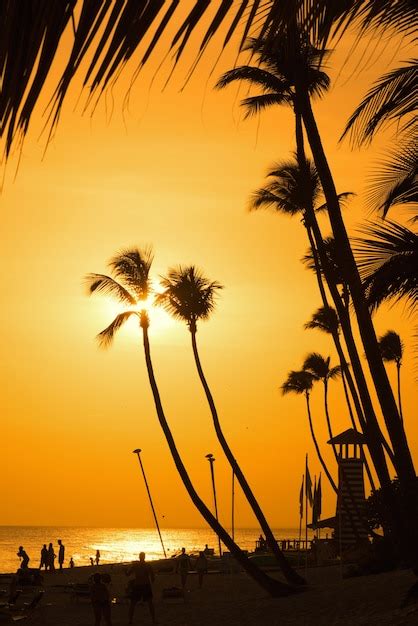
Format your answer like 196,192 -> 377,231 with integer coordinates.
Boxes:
341,60 -> 418,147
156,265 -> 223,329
302,236 -> 345,285
355,220 -> 418,312
2,1 -> 417,159
281,369 -> 315,395
366,141 -> 418,218
378,330 -> 404,364
86,246 -> 153,346
304,306 -> 339,334
249,156 -> 321,215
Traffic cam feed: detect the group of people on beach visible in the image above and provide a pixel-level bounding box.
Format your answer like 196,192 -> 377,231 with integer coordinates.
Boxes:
39,539 -> 65,571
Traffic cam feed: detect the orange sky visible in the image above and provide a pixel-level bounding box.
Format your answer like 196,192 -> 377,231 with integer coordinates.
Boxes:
1,10 -> 416,530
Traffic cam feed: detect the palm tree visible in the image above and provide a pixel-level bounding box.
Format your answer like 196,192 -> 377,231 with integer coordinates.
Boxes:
155,265 -> 304,586
302,353 -> 341,462
281,370 -> 337,493
86,247 -> 293,597
379,331 -> 405,423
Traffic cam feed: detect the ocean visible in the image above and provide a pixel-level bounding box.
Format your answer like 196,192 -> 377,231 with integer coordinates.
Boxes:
0,526 -> 309,573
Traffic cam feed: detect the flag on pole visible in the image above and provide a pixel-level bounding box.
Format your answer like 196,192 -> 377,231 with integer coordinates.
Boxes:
299,475 -> 304,519
305,455 -> 313,506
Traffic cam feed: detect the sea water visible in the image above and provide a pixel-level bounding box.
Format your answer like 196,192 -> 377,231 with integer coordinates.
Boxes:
0,526 -> 308,573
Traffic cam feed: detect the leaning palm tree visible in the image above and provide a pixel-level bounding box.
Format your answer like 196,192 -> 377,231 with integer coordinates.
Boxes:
85,247 -> 293,597
302,353 -> 341,461
379,331 -> 405,422
156,265 -> 304,586
281,370 -> 337,493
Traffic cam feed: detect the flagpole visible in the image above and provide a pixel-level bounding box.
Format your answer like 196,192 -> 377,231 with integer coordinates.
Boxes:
298,474 -> 304,567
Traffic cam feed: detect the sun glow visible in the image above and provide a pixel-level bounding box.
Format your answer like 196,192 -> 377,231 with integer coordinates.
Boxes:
102,289 -> 175,336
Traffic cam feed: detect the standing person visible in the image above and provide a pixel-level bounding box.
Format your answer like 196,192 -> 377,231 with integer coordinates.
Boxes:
17,546 -> 30,569
126,552 -> 156,625
57,539 -> 65,570
40,544 -> 48,570
195,551 -> 208,589
47,543 -> 55,571
95,550 -> 100,566
176,547 -> 191,591
90,573 -> 112,626
69,557 -> 74,568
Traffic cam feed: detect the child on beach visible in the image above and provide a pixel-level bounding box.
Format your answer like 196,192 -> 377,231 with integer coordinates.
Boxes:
90,573 -> 112,626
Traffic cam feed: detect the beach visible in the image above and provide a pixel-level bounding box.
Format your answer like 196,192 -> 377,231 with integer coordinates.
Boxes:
2,561 -> 417,625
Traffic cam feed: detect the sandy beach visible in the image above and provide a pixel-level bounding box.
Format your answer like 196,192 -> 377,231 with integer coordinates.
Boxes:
2,562 -> 417,626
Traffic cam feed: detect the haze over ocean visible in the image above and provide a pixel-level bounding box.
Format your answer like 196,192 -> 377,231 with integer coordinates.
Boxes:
0,526 -> 311,573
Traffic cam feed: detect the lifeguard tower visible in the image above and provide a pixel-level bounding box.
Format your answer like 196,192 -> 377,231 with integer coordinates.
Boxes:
328,428 -> 369,553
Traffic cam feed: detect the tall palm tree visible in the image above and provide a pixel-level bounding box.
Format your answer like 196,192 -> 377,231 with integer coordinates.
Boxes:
155,265 -> 304,586
86,247 -> 293,597
379,331 -> 405,423
281,370 -> 337,493
302,353 -> 341,462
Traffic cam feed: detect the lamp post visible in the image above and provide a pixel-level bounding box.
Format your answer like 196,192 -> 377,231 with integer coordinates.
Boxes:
133,449 -> 167,559
205,453 -> 222,557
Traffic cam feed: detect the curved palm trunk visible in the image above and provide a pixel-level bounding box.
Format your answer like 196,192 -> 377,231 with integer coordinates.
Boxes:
299,91 -> 415,483
190,329 -> 305,586
323,381 -> 338,463
396,363 -> 404,423
304,392 -> 337,493
140,324 -> 294,597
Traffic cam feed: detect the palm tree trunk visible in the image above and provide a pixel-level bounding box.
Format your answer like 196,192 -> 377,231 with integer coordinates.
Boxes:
304,393 -> 337,493
140,325 -> 294,597
299,91 -> 415,483
396,363 -> 404,423
190,329 -> 305,586
323,381 -> 338,463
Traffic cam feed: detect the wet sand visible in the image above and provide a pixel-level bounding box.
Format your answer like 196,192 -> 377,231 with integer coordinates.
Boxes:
2,562 -> 417,625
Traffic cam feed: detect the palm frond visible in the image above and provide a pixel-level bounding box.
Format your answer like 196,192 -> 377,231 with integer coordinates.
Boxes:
97,310 -> 138,349
241,93 -> 292,117
304,306 -> 339,334
85,273 -> 136,306
315,191 -> 355,213
355,220 -> 418,312
366,141 -> 418,217
109,247 -> 153,301
303,352 -> 330,380
341,60 -> 418,146
215,65 -> 290,93
378,330 -> 404,364
156,265 -> 223,327
281,369 -> 315,395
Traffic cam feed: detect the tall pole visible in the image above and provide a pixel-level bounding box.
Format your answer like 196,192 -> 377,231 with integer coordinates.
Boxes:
206,454 -> 222,557
231,468 -> 235,542
305,455 -> 309,579
133,449 -> 167,559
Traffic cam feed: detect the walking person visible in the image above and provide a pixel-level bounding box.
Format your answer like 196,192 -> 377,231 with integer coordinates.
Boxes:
126,552 -> 156,625
57,539 -> 65,570
176,547 -> 191,592
40,544 -> 48,570
195,551 -> 208,588
17,546 -> 30,569
90,573 -> 112,626
47,543 -> 55,571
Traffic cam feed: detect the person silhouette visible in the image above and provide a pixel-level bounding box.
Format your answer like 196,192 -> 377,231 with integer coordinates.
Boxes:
40,544 -> 48,570
90,573 -> 112,626
57,539 -> 65,570
17,546 -> 29,569
90,557 -> 94,566
195,551 -> 208,588
47,543 -> 55,571
69,557 -> 75,568
126,552 -> 156,625
176,547 -> 191,591
95,550 -> 100,566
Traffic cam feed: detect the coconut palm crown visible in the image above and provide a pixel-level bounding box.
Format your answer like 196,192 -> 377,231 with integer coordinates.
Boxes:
156,266 -> 223,333
304,306 -> 340,335
85,247 -> 153,346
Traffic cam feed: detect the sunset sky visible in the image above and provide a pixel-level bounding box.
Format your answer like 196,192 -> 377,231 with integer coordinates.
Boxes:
1,9 -> 416,532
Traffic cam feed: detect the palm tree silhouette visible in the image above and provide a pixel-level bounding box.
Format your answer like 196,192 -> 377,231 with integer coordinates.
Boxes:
156,265 -> 304,586
281,370 -> 337,493
302,353 -> 341,462
86,247 -> 293,597
379,331 -> 405,423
